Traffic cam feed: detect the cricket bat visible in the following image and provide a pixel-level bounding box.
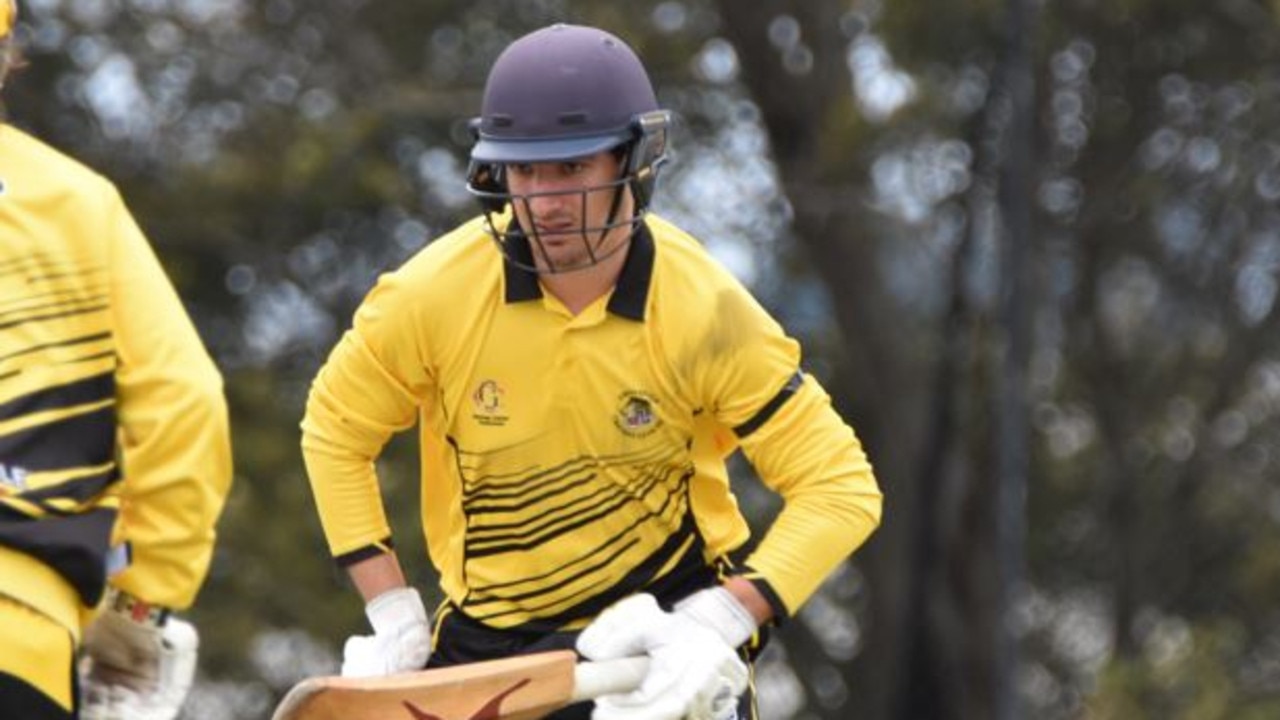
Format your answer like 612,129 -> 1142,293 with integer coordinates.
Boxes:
270,650 -> 648,720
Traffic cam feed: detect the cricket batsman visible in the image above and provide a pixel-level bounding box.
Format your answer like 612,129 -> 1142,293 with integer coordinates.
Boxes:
302,22 -> 882,720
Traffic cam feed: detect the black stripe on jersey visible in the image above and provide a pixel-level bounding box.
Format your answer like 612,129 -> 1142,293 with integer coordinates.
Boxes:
464,513 -> 716,632
0,372 -> 114,421
0,256 -> 52,278
20,465 -> 120,506
459,454 -> 599,502
464,485 -> 633,558
0,255 -> 95,277
470,459 -> 690,558
466,531 -> 641,613
457,446 -> 677,521
63,350 -> 115,366
466,480 -> 692,617
0,405 -> 115,472
463,451 -> 651,516
457,443 -> 674,500
462,464 -> 694,604
0,303 -> 108,332
334,536 -> 396,568
0,285 -> 86,311
0,506 -> 117,606
733,370 -> 804,439
463,456 -> 688,557
28,266 -> 103,283
0,294 -> 108,323
0,331 -> 112,364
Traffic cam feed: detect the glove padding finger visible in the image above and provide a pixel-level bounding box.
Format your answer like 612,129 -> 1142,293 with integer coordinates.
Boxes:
576,594 -> 667,660
340,587 -> 432,677
578,593 -> 749,720
592,645 -> 746,720
341,634 -> 385,677
80,617 -> 199,720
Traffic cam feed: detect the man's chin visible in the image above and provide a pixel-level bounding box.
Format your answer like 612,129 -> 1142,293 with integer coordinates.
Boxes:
539,255 -> 592,274
533,236 -> 628,274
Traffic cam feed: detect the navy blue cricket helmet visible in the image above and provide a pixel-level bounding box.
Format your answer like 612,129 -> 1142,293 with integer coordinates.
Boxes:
466,24 -> 672,272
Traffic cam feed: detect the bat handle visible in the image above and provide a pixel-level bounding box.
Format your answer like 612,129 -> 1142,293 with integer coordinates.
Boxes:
571,656 -> 650,701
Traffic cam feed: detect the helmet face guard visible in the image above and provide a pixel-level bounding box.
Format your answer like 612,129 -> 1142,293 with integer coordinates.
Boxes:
466,110 -> 670,274
465,24 -> 671,274
469,172 -> 638,274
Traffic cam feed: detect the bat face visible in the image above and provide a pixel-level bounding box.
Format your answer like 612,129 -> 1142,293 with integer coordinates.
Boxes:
273,650 -> 579,720
272,649 -> 648,720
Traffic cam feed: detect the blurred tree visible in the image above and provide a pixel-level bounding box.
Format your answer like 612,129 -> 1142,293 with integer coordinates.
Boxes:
718,0 -> 1280,718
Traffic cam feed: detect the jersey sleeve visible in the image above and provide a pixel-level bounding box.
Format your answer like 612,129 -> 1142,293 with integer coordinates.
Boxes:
734,376 -> 881,620
107,188 -> 233,611
693,284 -> 882,620
300,272 -> 433,564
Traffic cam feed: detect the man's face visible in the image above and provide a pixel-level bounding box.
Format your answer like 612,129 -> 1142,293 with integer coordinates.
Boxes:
504,150 -> 635,273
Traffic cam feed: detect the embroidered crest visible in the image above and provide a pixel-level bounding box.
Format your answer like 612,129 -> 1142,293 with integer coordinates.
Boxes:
614,391 -> 661,437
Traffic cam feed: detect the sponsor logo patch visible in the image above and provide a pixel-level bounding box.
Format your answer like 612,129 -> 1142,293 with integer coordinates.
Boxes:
472,379 -> 509,426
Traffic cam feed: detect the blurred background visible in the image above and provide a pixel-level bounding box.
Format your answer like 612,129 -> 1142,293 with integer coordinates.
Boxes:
8,0 -> 1280,718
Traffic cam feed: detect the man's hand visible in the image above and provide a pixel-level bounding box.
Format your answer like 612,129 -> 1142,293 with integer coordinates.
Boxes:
577,589 -> 758,720
341,586 -> 432,677
80,590 -> 199,720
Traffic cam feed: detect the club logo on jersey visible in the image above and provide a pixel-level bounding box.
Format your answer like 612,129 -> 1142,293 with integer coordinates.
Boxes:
472,379 -> 509,427
615,390 -> 662,437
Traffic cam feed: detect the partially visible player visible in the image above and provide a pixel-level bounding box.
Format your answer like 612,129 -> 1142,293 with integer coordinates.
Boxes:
0,3 -> 233,718
301,23 -> 882,720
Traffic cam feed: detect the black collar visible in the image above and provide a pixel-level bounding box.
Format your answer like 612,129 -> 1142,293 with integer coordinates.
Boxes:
502,221 -> 654,321
502,226 -> 542,303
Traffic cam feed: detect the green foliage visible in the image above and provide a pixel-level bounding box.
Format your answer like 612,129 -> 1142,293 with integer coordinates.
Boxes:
1088,621 -> 1280,720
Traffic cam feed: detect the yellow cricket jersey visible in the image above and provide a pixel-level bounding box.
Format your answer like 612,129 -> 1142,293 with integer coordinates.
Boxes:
302,213 -> 882,631
0,125 -> 232,633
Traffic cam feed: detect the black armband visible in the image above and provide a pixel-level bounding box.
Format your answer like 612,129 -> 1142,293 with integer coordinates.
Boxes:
334,536 -> 396,568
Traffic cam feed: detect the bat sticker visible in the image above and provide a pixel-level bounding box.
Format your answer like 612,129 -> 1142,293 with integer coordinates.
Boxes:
402,678 -> 532,720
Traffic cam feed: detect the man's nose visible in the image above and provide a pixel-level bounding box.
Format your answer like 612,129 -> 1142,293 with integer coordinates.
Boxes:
526,179 -> 574,212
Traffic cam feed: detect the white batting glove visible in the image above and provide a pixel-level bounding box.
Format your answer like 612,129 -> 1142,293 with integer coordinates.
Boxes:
341,587 -> 432,677
577,589 -> 757,720
80,590 -> 199,720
